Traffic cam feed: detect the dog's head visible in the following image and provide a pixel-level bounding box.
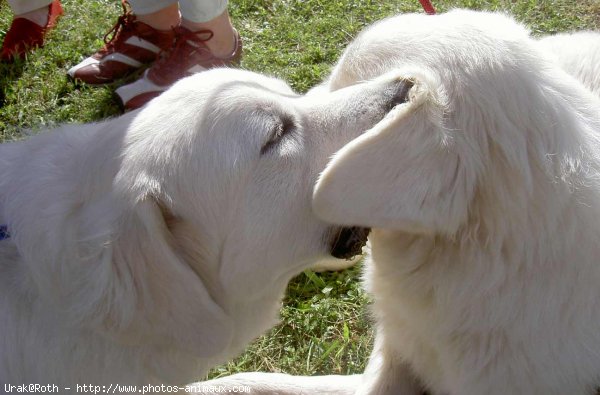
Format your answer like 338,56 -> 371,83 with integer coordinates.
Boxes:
6,68 -> 413,377
313,10 -> 600,238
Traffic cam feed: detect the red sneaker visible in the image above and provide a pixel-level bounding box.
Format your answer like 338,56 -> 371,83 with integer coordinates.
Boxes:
0,0 -> 63,62
115,26 -> 242,111
67,1 -> 175,85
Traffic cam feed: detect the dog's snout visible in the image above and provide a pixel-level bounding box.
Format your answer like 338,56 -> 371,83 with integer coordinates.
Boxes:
387,79 -> 414,111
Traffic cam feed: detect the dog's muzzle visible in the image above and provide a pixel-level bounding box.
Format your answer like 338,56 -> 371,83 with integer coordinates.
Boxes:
330,226 -> 371,260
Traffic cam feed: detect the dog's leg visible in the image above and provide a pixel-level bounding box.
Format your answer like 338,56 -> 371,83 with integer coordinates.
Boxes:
356,332 -> 424,395
188,373 -> 361,395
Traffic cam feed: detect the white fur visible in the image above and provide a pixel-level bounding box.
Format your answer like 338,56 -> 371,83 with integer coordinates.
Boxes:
197,10 -> 600,395
0,68 -> 409,390
538,31 -> 600,97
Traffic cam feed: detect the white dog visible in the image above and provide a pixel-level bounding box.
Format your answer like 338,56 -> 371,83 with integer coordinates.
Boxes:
198,10 -> 600,395
0,68 -> 411,390
314,9 -> 600,395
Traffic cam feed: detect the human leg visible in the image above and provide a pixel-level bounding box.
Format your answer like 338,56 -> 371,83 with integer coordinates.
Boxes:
179,0 -> 235,57
115,0 -> 242,111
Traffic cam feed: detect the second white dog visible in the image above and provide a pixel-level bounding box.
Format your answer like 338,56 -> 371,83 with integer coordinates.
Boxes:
314,9 -> 600,395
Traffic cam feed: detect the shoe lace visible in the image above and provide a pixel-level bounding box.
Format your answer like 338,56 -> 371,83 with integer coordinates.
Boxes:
150,27 -> 213,78
100,0 -> 135,55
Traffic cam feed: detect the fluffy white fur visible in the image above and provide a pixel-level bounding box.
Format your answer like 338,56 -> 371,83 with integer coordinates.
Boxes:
0,68 -> 409,390
197,10 -> 600,395
539,31 -> 600,97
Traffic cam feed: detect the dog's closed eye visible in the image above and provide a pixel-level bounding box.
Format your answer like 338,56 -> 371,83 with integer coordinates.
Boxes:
261,115 -> 297,155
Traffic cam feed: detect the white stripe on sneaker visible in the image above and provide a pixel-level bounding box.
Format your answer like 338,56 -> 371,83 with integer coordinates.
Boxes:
100,53 -> 143,68
115,72 -> 166,104
124,36 -> 162,54
67,56 -> 100,77
187,64 -> 208,75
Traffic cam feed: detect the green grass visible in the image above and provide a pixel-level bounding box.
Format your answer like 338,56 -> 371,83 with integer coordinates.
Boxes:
213,264 -> 374,377
0,0 -> 598,379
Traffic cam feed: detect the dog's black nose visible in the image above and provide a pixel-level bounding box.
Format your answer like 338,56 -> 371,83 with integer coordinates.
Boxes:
330,226 -> 371,260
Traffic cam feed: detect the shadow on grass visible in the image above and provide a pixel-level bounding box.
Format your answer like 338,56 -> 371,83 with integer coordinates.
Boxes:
0,60 -> 25,108
58,77 -> 124,121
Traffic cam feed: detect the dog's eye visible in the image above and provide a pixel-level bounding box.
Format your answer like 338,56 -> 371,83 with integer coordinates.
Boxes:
260,115 -> 296,155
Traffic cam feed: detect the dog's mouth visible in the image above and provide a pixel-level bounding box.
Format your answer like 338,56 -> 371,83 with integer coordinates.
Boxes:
329,226 -> 371,260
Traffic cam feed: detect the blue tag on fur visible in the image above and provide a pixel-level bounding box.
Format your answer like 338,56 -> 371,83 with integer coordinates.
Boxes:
0,225 -> 10,241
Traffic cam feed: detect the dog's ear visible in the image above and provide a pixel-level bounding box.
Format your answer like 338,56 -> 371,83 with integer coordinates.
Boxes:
7,120 -> 231,358
55,189 -> 233,358
101,196 -> 233,357
313,74 -> 472,234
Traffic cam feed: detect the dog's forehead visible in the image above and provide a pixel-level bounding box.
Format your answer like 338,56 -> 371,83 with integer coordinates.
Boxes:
202,84 -> 297,129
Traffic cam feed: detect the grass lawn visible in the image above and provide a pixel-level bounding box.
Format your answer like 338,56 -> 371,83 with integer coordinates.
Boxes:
1,0 -> 598,380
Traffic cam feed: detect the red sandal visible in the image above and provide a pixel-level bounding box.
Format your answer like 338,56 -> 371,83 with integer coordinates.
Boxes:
1,0 -> 63,62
